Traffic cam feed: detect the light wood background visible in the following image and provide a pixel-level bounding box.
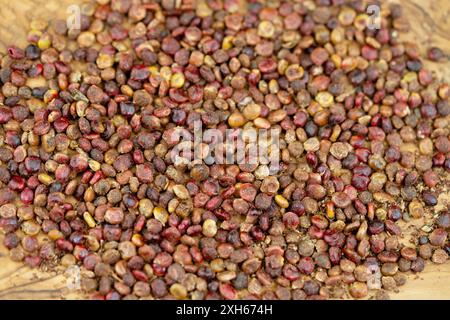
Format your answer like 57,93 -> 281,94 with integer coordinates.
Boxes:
0,0 -> 449,300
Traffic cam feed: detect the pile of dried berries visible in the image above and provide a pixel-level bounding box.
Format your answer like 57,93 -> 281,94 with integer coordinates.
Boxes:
0,0 -> 449,300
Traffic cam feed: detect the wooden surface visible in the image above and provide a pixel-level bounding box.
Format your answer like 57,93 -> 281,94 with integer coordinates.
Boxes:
0,0 -> 449,300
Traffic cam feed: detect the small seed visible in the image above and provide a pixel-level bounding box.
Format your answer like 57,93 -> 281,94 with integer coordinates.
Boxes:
258,21 -> 275,38
228,112 -> 246,128
83,212 -> 96,228
173,185 -> 190,200
38,173 -> 53,185
316,92 -> 334,108
170,73 -> 185,88
202,219 -> 217,238
170,283 -> 187,299
275,195 -> 289,208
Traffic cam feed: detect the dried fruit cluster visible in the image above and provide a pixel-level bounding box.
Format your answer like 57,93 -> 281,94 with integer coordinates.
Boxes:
0,0 -> 449,300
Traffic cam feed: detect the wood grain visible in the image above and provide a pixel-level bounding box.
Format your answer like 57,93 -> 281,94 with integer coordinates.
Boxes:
0,0 -> 87,53
0,0 -> 449,300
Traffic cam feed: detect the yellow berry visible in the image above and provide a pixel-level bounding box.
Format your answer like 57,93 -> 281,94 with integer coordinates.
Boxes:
258,21 -> 275,38
275,195 -> 289,208
316,92 -> 334,108
202,219 -> 218,237
38,173 -> 53,185
83,212 -> 96,228
37,36 -> 51,50
228,112 -> 246,128
170,73 -> 185,88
